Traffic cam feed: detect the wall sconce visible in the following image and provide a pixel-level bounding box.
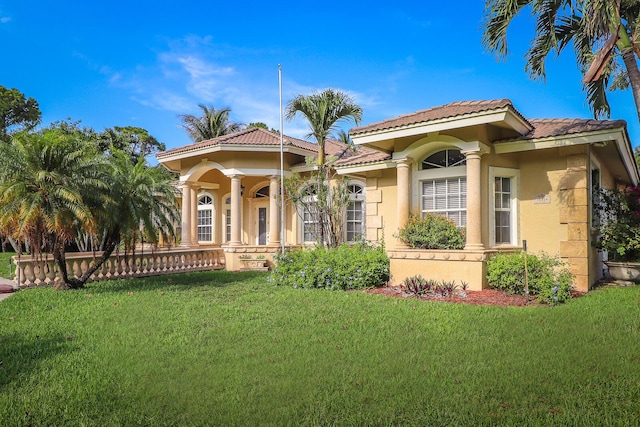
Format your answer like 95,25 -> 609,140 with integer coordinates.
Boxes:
240,185 -> 245,196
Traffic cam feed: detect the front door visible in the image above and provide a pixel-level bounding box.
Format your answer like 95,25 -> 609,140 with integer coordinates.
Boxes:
258,207 -> 267,245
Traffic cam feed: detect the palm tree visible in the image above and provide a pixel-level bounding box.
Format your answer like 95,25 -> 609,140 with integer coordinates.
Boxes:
0,126 -> 107,288
286,89 -> 363,166
0,126 -> 179,289
483,0 -> 640,121
76,150 -> 179,287
179,105 -> 243,142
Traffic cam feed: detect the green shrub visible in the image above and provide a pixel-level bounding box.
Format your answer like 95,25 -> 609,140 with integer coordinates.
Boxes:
396,214 -> 465,249
270,242 -> 390,290
486,251 -> 574,305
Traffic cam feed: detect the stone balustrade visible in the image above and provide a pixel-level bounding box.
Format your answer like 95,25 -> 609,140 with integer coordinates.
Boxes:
12,248 -> 225,288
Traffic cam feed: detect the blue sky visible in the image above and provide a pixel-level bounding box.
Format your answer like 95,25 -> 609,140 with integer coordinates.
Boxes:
1,1 -> 639,152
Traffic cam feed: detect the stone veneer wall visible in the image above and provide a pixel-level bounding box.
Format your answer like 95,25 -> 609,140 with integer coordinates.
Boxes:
558,154 -> 590,292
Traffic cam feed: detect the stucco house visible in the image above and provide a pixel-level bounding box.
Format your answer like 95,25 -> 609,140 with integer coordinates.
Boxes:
157,99 -> 639,292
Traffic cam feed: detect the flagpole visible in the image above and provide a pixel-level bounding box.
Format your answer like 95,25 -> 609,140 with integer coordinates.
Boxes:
279,64 -> 285,255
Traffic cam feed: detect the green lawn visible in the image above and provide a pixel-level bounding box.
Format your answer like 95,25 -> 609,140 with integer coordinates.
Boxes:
0,252 -> 13,278
1,271 -> 639,426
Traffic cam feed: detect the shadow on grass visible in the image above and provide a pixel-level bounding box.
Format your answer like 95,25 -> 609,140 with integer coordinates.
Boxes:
0,332 -> 73,388
85,270 -> 269,295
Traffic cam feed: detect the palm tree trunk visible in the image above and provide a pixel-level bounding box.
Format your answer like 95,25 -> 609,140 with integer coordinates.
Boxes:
621,47 -> 640,124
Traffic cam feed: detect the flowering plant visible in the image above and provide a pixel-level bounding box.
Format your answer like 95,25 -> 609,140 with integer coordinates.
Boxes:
595,186 -> 640,262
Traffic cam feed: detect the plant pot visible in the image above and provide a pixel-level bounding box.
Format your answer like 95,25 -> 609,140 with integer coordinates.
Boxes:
605,261 -> 640,285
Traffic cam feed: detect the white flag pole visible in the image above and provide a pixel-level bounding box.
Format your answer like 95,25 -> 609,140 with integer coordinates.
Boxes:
279,64 -> 285,255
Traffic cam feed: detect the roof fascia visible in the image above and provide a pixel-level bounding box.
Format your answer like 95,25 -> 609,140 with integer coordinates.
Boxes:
334,160 -> 397,175
157,144 -> 314,163
351,108 -> 531,145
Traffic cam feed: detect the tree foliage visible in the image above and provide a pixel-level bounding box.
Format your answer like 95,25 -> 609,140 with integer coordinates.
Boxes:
286,89 -> 362,166
179,105 -> 243,142
283,169 -> 350,248
0,124 -> 179,289
97,126 -> 166,162
483,0 -> 640,121
0,85 -> 41,141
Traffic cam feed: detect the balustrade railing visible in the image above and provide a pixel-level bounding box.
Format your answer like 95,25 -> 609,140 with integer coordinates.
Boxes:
12,248 -> 225,288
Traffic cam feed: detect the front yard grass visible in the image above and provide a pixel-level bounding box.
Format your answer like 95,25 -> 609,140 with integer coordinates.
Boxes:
1,271 -> 639,425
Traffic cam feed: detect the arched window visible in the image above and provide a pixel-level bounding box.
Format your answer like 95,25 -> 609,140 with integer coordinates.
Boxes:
421,149 -> 466,170
197,194 -> 214,242
418,149 -> 467,227
346,183 -> 365,242
255,185 -> 270,198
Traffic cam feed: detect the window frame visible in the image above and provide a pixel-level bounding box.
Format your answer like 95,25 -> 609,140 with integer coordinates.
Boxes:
345,182 -> 366,242
489,167 -> 520,247
197,193 -> 214,243
413,149 -> 468,228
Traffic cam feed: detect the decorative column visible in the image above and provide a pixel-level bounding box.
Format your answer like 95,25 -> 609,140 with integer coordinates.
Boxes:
190,185 -> 200,245
229,174 -> 244,246
180,182 -> 192,246
462,150 -> 485,250
269,175 -> 280,246
395,158 -> 412,230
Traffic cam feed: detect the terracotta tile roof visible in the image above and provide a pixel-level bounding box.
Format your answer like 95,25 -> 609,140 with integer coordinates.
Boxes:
351,99 -> 527,135
510,118 -> 627,141
157,127 -> 319,158
329,140 -> 391,167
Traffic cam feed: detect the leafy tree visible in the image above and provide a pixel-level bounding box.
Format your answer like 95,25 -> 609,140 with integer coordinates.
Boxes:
179,105 -> 243,142
0,85 -> 41,141
247,122 -> 269,130
98,126 -> 166,162
483,0 -> 640,121
286,89 -> 362,166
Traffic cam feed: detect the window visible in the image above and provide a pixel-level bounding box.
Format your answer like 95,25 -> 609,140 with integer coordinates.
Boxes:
489,167 -> 519,246
255,186 -> 270,198
197,194 -> 213,242
422,149 -> 466,170
414,149 -> 468,228
346,183 -> 365,242
421,177 -> 467,226
494,177 -> 511,244
223,196 -> 231,243
301,186 -> 319,243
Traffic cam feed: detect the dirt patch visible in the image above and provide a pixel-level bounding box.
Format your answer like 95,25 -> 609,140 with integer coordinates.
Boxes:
361,286 -> 577,307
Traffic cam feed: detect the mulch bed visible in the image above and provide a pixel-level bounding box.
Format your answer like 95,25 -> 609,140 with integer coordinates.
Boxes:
362,286 -> 585,307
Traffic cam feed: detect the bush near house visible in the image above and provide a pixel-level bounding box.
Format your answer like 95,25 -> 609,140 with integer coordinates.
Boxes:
271,242 -> 389,290
486,251 -> 574,304
396,214 -> 465,250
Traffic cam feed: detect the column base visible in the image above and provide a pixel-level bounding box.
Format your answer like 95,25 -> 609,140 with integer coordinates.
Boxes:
464,244 -> 485,251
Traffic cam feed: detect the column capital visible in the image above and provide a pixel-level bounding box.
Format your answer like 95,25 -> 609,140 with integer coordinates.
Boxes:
460,148 -> 486,158
394,157 -> 413,168
227,174 -> 245,180
179,181 -> 194,190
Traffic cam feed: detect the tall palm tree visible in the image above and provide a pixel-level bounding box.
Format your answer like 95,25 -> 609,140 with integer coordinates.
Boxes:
0,127 -> 107,287
483,0 -> 640,121
286,89 -> 363,166
179,105 -> 243,142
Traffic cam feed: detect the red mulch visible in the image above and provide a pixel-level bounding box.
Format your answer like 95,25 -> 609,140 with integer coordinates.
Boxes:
361,286 -> 583,307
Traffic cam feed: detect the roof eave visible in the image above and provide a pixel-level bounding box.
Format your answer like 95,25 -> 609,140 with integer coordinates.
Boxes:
351,107 -> 532,146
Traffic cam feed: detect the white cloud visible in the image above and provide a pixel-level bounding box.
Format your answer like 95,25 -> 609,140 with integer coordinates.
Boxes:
0,16 -> 10,24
